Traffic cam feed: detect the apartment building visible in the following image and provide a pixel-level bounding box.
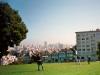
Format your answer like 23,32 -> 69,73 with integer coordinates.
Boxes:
76,29 -> 100,61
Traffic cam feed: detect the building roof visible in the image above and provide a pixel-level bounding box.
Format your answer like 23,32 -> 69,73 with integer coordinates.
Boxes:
76,29 -> 100,33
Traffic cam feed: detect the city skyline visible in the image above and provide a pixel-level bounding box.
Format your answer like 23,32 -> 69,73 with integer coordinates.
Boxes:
6,0 -> 100,45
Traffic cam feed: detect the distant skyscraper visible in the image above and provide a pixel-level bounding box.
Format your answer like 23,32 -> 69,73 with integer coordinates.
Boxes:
58,43 -> 64,49
44,41 -> 47,49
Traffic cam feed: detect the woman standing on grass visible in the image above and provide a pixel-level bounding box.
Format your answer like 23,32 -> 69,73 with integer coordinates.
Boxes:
36,53 -> 44,71
30,50 -> 44,71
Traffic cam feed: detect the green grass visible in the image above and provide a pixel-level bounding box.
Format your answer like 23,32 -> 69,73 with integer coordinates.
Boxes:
0,62 -> 100,75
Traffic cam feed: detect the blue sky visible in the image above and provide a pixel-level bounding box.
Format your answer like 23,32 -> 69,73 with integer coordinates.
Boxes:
6,0 -> 100,45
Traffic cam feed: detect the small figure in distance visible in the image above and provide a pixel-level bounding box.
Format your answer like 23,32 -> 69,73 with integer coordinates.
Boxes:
87,56 -> 91,64
77,56 -> 80,65
36,53 -> 44,71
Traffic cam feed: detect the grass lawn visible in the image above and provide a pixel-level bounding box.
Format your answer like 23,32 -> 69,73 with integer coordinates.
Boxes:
0,61 -> 100,75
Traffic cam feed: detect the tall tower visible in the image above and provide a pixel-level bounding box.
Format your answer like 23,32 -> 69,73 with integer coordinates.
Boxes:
44,41 -> 47,49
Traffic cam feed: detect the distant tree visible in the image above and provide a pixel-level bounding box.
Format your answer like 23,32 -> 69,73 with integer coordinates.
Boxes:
70,45 -> 77,55
0,2 -> 28,58
97,42 -> 100,60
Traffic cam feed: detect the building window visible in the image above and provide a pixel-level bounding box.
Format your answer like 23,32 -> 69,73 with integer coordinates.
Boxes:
91,40 -> 95,42
82,38 -> 85,40
82,41 -> 85,43
78,49 -> 81,51
86,37 -> 89,40
86,45 -> 90,47
87,49 -> 90,51
91,47 -> 96,50
77,34 -> 80,37
82,45 -> 85,47
77,45 -> 81,48
93,34 -> 95,37
86,41 -> 89,43
83,49 -> 85,51
91,43 -> 95,46
82,34 -> 85,37
91,34 -> 95,39
77,38 -> 80,40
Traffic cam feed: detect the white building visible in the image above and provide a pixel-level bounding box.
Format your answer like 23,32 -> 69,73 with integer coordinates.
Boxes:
76,29 -> 100,61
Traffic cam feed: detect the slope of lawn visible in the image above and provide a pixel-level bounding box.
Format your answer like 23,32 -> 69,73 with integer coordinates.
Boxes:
0,62 -> 100,75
